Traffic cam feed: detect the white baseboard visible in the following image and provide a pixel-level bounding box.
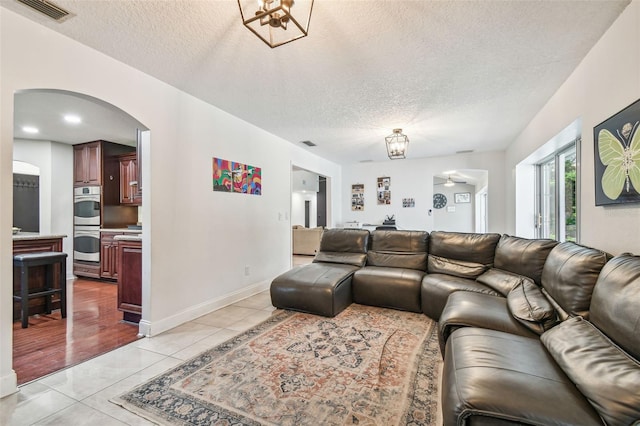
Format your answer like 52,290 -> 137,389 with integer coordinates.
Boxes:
140,280 -> 271,337
0,370 -> 18,398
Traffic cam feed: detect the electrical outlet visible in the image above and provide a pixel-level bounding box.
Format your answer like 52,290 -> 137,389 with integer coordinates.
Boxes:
278,212 -> 283,221
244,265 -> 250,276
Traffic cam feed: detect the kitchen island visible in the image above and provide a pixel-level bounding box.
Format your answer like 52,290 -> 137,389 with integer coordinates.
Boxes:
12,233 -> 67,320
114,234 -> 142,323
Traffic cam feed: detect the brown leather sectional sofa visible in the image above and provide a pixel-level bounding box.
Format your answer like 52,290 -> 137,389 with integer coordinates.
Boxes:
270,228 -> 640,425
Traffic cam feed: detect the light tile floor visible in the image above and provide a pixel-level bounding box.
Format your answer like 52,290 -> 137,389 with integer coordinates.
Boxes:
1,290 -> 276,426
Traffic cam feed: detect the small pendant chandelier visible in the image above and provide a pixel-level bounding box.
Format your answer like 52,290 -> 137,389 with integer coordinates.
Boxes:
238,0 -> 314,48
385,129 -> 409,159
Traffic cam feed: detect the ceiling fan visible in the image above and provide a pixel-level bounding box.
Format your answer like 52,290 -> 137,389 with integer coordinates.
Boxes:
435,175 -> 467,187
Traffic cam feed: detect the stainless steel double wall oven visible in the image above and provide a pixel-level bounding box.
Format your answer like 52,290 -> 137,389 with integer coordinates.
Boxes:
73,186 -> 100,262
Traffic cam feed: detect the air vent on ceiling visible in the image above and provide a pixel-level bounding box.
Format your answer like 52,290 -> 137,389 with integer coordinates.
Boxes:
16,0 -> 71,21
456,149 -> 474,154
301,140 -> 316,147
359,159 -> 373,163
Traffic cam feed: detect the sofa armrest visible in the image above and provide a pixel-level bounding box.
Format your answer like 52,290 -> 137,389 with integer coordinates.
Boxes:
438,292 -> 537,356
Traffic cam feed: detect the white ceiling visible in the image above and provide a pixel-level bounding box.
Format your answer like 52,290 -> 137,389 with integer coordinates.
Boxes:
3,0 -> 630,164
14,90 -> 145,146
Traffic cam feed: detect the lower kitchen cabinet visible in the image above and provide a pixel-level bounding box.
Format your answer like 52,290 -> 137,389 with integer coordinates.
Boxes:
117,239 -> 142,323
100,232 -> 122,279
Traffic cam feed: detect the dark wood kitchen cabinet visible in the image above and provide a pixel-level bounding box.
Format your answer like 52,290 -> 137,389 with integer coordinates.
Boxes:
100,232 -> 122,279
74,141 -> 101,186
117,239 -> 142,323
119,153 -> 141,205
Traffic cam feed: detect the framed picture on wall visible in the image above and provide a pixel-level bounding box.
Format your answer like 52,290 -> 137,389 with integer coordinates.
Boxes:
593,98 -> 640,206
351,184 -> 364,211
454,192 -> 470,203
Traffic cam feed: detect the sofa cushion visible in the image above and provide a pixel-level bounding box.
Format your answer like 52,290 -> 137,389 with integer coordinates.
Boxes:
427,255 -> 486,279
313,228 -> 369,267
494,234 -> 558,285
438,292 -> 537,355
421,273 -> 500,320
443,328 -> 602,426
352,266 -> 424,312
476,268 -> 528,296
367,230 -> 428,270
541,241 -> 610,319
541,317 -> 640,426
428,231 -> 501,266
507,279 -> 558,335
589,254 -> 640,360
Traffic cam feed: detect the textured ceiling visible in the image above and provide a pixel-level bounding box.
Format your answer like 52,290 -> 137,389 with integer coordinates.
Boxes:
2,0 -> 630,164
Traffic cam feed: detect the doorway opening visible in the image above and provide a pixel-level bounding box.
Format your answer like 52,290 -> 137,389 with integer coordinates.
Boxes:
291,165 -> 329,263
432,169 -> 489,233
11,88 -> 150,385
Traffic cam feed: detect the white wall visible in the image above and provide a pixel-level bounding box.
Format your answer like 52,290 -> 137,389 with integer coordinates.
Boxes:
291,169 -> 320,228
291,192 -> 318,228
0,8 -> 342,397
292,169 -> 319,193
341,151 -> 506,233
12,139 -> 74,278
505,1 -> 640,255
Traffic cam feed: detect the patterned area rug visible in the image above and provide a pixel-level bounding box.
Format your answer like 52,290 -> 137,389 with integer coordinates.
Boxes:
112,304 -> 441,425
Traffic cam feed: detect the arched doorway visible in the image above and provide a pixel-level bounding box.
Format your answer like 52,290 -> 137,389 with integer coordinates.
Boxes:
11,88 -> 150,384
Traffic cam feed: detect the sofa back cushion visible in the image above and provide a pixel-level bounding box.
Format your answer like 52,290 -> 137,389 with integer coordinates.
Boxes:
429,231 -> 501,266
313,228 -> 369,267
494,234 -> 558,285
589,254 -> 640,361
507,279 -> 558,335
427,255 -> 487,279
367,230 -> 428,270
541,317 -> 640,426
476,269 -> 527,296
541,241 -> 610,319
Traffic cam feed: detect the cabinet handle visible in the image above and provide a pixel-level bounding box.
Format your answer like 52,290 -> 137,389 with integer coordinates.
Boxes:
129,181 -> 138,186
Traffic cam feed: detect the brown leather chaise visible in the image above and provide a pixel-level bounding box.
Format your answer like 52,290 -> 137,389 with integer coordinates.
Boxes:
270,228 -> 369,317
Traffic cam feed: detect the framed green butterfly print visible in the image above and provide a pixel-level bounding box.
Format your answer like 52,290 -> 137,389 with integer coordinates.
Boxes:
594,98 -> 640,206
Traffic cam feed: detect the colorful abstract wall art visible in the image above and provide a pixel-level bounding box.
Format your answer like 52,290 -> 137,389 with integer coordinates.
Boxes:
212,157 -> 262,195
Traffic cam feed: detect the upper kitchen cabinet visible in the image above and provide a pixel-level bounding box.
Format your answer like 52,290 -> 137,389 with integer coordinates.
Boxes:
74,141 -> 101,186
119,153 -> 141,205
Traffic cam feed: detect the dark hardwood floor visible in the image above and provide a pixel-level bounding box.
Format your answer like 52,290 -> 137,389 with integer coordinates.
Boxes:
12,278 -> 140,385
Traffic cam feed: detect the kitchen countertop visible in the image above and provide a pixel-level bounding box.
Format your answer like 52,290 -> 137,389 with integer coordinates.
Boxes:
100,228 -> 142,234
12,232 -> 67,241
113,234 -> 142,242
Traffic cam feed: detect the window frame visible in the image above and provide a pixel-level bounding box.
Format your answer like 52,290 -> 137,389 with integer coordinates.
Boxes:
535,138 -> 580,242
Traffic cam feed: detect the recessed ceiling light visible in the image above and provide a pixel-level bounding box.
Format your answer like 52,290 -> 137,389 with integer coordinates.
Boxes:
22,126 -> 39,134
64,114 -> 82,124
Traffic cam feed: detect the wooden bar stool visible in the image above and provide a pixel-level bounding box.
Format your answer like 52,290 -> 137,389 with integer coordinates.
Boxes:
13,251 -> 68,328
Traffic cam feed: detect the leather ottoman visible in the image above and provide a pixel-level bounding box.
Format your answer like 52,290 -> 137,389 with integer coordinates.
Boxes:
270,262 -> 360,317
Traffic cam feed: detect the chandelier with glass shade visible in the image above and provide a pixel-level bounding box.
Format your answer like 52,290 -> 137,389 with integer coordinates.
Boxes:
237,0 -> 314,48
385,129 -> 409,159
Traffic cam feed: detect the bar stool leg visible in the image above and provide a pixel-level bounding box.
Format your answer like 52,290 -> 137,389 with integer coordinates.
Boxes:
60,259 -> 67,319
45,263 -> 53,314
20,265 -> 29,329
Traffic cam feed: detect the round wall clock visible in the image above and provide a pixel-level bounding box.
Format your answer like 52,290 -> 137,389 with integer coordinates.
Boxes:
433,193 -> 447,209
